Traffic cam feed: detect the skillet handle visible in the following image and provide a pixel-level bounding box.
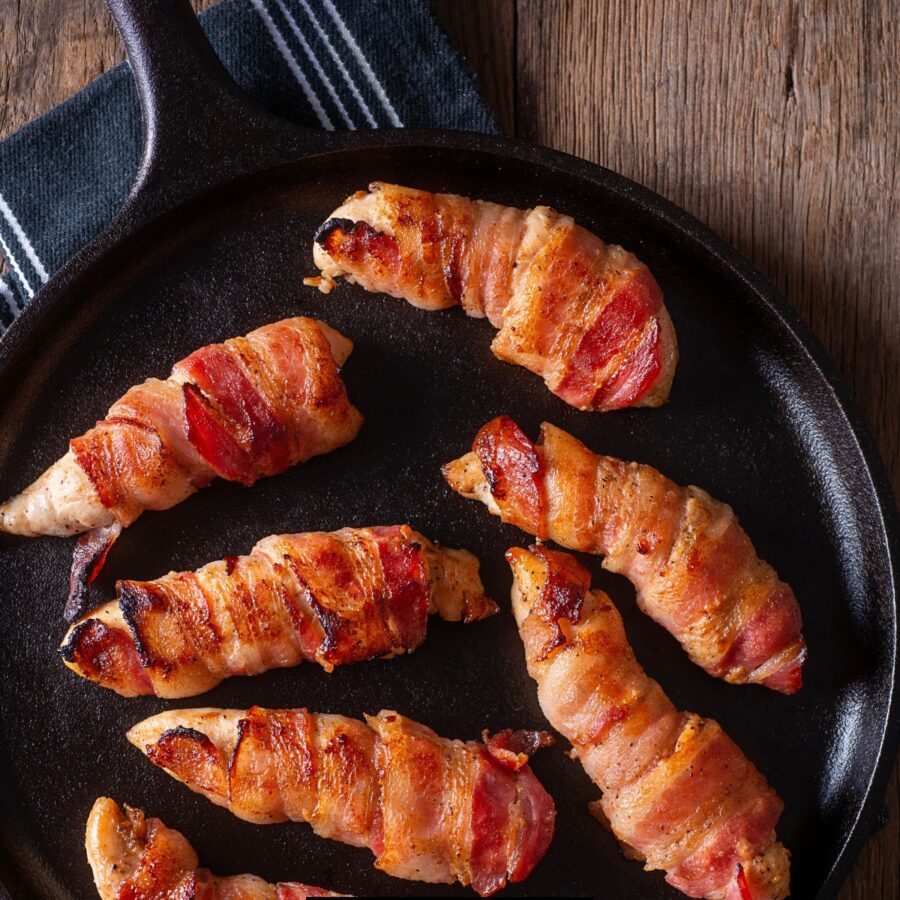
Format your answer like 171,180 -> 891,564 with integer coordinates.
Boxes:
106,0 -> 331,218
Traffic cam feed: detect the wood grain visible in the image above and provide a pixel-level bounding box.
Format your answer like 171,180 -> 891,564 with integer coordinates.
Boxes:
2,0 -> 898,896
0,0 -> 216,141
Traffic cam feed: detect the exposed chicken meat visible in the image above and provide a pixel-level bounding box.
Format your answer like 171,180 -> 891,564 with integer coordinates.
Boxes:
85,796 -> 345,899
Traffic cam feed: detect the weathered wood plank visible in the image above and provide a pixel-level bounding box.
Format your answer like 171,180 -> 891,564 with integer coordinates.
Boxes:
0,0 -> 216,141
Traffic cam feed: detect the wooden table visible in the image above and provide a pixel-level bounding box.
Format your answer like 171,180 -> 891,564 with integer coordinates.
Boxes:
1,1 -> 897,896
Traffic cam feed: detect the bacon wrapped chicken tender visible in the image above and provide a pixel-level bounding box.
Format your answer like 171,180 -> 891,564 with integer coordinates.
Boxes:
507,545 -> 790,899
86,797 -> 345,899
61,525 -> 496,698
312,183 -> 677,412
128,706 -> 556,896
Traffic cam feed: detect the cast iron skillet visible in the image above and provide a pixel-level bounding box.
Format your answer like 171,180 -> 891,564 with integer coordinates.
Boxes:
0,1 -> 896,897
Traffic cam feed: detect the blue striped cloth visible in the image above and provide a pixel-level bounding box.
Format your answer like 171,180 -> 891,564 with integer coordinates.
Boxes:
0,0 -> 496,331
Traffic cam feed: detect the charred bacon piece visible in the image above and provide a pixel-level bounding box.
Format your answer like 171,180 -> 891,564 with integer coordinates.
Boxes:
86,797 -> 346,899
507,546 -> 790,900
444,417 -> 806,693
61,525 -> 496,698
128,706 -> 556,896
311,182 -> 677,412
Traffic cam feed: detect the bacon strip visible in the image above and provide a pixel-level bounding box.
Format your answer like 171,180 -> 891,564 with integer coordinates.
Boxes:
71,317 -> 360,524
85,797 -> 346,899
507,546 -> 790,899
472,415 -> 545,537
127,707 -> 556,896
60,525 -> 497,698
443,417 -> 806,693
312,182 -> 678,412
65,521 -> 122,622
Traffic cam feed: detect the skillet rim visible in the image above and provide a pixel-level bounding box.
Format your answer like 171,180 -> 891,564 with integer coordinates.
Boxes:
0,127 -> 896,899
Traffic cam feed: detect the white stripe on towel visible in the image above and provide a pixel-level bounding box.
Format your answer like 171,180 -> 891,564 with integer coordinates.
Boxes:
0,193 -> 49,283
250,0 -> 335,130
0,278 -> 20,314
295,0 -> 378,127
0,232 -> 34,299
273,0 -> 356,129
320,0 -> 403,127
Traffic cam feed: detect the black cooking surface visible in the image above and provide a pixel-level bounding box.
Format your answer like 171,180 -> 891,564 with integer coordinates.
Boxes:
0,146 -> 895,898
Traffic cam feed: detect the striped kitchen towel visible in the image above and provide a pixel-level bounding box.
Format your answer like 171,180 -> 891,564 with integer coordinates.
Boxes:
0,0 -> 496,331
